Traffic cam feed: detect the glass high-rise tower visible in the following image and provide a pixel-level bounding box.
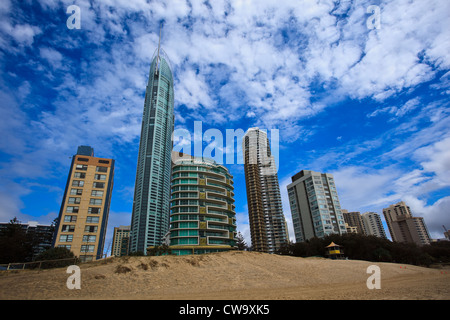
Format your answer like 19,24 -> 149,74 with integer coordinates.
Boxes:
130,34 -> 175,254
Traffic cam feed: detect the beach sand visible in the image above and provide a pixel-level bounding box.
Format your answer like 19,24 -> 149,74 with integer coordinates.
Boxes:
0,251 -> 449,300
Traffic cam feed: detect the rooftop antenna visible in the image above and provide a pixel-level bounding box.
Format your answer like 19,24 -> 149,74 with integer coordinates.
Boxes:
156,23 -> 162,74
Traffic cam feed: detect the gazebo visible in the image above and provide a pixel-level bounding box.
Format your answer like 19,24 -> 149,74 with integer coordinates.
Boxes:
325,242 -> 345,260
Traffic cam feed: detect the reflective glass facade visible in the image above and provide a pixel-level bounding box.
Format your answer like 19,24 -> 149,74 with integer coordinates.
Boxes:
130,50 -> 174,253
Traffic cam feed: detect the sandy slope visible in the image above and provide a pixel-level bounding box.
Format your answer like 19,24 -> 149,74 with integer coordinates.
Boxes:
0,251 -> 448,300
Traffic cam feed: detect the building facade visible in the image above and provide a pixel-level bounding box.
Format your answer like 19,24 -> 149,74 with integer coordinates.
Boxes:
361,212 -> 387,239
111,226 -> 130,257
243,128 -> 288,253
129,38 -> 175,253
342,210 -> 367,235
287,170 -> 346,242
383,201 -> 431,246
169,155 -> 237,255
53,146 -> 114,262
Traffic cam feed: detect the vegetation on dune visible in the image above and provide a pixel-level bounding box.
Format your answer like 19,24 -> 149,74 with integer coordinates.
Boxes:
277,233 -> 450,267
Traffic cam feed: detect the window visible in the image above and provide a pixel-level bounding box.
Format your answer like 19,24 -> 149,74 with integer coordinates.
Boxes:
70,188 -> 83,195
58,245 -> 71,250
88,207 -> 101,214
68,197 -> 81,204
81,245 -> 95,252
96,166 -> 108,172
93,182 -> 104,188
90,198 -> 102,205
74,172 -> 86,179
94,174 -> 106,181
98,160 -> 109,164
77,158 -> 89,162
82,235 -> 96,243
59,234 -> 73,242
75,164 -> 88,170
86,216 -> 99,223
64,215 -> 77,222
66,206 -> 79,213
91,190 -> 104,197
72,180 -> 84,187
62,225 -> 75,232
84,226 -> 98,233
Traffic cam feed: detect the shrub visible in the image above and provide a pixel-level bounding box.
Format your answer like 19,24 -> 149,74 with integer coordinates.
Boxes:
115,265 -> 132,274
34,247 -> 77,269
281,233 -> 450,267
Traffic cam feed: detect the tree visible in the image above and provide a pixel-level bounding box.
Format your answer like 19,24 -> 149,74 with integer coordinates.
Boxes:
147,244 -> 172,256
34,247 -> 76,269
281,233 -> 450,267
128,250 -> 145,256
0,217 -> 33,264
35,246 -> 75,261
235,232 -> 248,251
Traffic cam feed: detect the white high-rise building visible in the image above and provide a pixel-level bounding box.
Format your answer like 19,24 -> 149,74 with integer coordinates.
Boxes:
287,170 -> 347,242
361,212 -> 387,239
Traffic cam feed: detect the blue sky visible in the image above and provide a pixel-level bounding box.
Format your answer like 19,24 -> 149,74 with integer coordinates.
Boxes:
1,0 -> 449,250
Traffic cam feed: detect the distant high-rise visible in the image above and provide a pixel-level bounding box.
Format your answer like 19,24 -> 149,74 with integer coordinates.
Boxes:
342,210 -> 366,235
361,212 -> 387,239
243,128 -> 288,253
287,170 -> 347,242
129,29 -> 175,254
111,226 -> 131,257
383,201 -> 431,246
53,146 -> 114,261
169,154 -> 237,255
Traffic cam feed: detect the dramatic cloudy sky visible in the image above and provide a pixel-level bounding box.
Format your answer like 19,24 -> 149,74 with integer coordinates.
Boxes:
1,0 -> 449,251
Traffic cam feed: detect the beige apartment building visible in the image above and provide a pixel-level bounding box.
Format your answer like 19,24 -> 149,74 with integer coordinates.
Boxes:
111,226 -> 130,257
361,212 -> 387,239
383,201 -> 431,246
243,128 -> 288,253
53,146 -> 114,261
342,210 -> 367,235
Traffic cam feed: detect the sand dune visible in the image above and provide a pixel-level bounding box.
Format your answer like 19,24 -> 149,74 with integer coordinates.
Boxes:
0,251 -> 449,300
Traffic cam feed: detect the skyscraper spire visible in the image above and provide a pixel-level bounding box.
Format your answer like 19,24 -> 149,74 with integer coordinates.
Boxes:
156,23 -> 162,73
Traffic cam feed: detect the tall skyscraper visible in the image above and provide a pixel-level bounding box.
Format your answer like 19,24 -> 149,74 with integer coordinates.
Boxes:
287,170 -> 346,242
383,201 -> 431,246
361,212 -> 387,239
169,154 -> 237,255
243,128 -> 288,253
129,30 -> 175,254
53,146 -> 115,261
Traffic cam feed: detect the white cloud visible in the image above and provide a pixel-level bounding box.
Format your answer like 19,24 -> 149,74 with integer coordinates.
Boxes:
176,68 -> 215,110
415,136 -> 450,185
367,97 -> 421,119
8,24 -> 42,46
39,47 -> 64,69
